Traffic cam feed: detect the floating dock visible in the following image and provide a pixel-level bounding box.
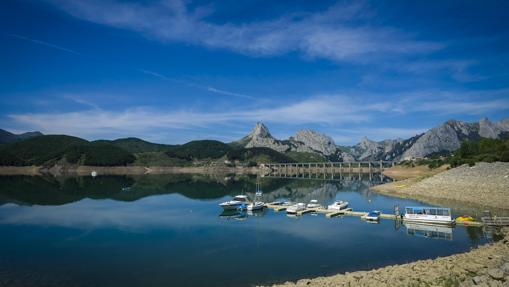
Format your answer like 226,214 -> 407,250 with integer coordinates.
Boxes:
264,203 -> 492,227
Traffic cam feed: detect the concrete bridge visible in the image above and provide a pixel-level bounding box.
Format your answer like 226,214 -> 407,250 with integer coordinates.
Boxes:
261,161 -> 395,175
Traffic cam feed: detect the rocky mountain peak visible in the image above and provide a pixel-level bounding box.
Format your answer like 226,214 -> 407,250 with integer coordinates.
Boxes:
250,122 -> 271,138
292,129 -> 337,156
479,117 -> 509,139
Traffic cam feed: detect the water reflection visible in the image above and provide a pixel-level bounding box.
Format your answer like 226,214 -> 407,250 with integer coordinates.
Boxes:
0,174 -> 495,287
405,223 -> 453,241
219,210 -> 247,220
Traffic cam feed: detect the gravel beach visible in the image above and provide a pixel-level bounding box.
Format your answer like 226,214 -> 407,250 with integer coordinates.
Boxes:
372,162 -> 509,211
267,228 -> 509,287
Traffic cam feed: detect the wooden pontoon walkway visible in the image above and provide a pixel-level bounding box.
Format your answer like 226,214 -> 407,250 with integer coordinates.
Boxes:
263,203 -> 489,227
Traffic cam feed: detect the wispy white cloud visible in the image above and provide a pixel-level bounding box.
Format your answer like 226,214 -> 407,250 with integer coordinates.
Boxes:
138,68 -> 255,100
6,89 -> 509,143
7,36 -> 253,101
46,0 -> 443,62
396,89 -> 509,115
62,94 -> 101,110
331,127 -> 427,144
6,95 -> 386,140
9,34 -> 82,55
206,87 -> 254,100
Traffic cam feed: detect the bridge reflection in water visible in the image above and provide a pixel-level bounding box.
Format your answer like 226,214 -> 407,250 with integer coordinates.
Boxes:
262,171 -> 392,186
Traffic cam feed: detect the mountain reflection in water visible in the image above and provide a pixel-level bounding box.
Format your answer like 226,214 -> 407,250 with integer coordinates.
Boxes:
0,174 -> 493,287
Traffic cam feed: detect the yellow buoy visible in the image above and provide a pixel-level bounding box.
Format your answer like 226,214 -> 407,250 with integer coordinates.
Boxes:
456,215 -> 474,222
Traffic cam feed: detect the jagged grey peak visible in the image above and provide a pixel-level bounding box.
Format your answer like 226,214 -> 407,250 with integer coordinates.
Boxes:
353,137 -> 402,161
240,122 -> 291,153
291,129 -> 337,156
340,152 -> 356,162
401,120 -> 479,159
479,117 -> 509,139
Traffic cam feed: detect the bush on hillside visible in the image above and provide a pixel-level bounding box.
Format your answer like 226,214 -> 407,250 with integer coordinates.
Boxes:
165,140 -> 231,160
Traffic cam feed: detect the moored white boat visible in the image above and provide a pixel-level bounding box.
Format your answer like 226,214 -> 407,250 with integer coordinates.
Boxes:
403,206 -> 454,225
306,199 -> 321,209
219,195 -> 248,210
286,203 -> 306,214
327,201 -> 349,211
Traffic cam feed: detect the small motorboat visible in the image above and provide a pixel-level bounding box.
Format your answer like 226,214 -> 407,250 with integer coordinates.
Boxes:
219,195 -> 249,210
327,201 -> 349,211
247,201 -> 265,211
307,199 -> 322,209
363,210 -> 381,221
271,200 -> 292,206
286,203 -> 306,214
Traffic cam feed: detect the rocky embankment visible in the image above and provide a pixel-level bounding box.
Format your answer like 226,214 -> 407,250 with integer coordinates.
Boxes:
372,162 -> 509,211
268,228 -> 509,287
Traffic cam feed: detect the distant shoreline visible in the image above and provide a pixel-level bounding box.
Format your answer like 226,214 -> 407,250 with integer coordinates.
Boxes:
0,165 -> 260,176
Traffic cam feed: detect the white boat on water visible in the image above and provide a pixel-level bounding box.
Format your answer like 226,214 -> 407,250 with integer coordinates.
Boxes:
403,206 -> 454,225
327,201 -> 349,211
286,203 -> 306,214
247,201 -> 265,211
219,195 -> 248,210
307,199 -> 322,209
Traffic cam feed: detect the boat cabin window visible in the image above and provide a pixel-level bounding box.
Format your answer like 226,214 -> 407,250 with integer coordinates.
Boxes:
234,196 -> 247,202
405,207 -> 451,216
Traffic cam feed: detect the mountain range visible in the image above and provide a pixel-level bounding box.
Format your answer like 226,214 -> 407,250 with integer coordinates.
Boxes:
232,117 -> 509,162
1,117 -> 508,164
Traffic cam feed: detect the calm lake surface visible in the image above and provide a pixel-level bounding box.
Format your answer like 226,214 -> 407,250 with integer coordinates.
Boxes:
0,174 -> 491,287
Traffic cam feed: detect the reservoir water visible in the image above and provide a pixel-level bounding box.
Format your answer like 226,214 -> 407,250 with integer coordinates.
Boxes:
0,174 -> 491,287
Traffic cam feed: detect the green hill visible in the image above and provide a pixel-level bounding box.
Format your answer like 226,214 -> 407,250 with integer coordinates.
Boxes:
0,135 -> 135,166
0,129 -> 43,144
95,137 -> 174,153
165,140 -> 232,160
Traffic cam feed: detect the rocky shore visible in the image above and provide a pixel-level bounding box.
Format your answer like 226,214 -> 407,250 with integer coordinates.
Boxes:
268,228 -> 509,287
372,162 -> 509,211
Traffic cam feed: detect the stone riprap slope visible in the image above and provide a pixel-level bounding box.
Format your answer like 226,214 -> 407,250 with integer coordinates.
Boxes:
378,162 -> 509,210
267,229 -> 509,287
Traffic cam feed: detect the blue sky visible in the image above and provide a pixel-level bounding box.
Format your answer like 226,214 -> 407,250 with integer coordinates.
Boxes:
1,0 -> 508,145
